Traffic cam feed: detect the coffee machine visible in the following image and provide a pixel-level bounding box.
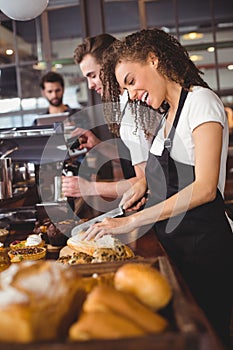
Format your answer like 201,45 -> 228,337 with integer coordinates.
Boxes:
0,123 -> 71,206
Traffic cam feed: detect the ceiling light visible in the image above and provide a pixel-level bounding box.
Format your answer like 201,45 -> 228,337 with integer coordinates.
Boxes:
227,64 -> 233,70
5,49 -> 14,55
182,32 -> 204,40
190,54 -> 203,62
207,46 -> 215,52
54,64 -> 63,69
33,62 -> 47,70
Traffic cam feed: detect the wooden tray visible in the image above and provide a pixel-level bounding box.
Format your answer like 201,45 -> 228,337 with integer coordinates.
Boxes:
0,256 -> 223,350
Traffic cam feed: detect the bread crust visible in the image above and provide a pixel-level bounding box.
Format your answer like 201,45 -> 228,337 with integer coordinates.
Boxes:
114,263 -> 172,310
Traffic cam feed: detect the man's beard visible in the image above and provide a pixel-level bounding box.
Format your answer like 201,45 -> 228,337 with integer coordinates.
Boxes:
49,97 -> 63,107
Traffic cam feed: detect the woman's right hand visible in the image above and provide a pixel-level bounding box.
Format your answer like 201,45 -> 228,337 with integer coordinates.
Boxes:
120,178 -> 148,211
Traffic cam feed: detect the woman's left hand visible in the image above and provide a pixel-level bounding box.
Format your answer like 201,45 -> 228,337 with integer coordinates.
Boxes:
81,215 -> 136,241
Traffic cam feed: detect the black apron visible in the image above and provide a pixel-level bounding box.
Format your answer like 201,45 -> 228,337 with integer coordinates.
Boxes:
145,88 -> 233,343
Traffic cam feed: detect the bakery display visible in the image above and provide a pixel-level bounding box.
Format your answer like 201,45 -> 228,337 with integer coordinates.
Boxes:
0,260 -> 85,343
114,263 -> 172,311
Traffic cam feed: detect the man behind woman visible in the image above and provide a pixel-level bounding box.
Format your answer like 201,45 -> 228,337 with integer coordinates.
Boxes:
62,34 -> 153,201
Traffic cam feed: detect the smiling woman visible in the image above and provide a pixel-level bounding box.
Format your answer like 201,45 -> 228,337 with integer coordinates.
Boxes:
89,27 -> 233,347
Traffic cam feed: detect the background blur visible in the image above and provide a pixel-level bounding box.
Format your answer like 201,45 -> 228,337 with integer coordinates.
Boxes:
0,0 -> 232,127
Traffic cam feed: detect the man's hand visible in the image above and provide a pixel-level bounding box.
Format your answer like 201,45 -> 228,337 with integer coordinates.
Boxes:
71,127 -> 101,151
62,175 -> 96,197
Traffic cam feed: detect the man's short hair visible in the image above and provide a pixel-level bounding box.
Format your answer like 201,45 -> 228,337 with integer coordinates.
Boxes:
40,71 -> 65,90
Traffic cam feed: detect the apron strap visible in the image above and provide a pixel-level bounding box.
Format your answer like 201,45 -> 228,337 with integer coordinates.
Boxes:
165,88 -> 188,150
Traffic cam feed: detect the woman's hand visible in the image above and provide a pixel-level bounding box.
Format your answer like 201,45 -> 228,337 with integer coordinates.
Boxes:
62,176 -> 95,197
120,178 -> 148,211
71,127 -> 101,151
82,215 -> 136,241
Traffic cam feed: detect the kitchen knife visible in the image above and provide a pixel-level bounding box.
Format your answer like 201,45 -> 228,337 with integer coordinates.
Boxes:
71,206 -> 124,236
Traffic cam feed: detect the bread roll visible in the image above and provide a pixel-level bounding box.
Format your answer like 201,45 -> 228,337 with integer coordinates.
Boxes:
114,263 -> 172,310
83,284 -> 168,333
69,310 -> 145,340
0,260 -> 86,343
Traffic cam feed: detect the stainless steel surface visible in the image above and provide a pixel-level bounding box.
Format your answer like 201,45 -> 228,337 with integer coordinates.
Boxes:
0,127 -> 56,139
0,158 -> 12,200
71,206 -> 124,236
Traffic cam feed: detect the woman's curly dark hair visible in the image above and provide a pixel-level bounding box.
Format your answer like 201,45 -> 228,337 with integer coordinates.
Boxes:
101,27 -> 210,135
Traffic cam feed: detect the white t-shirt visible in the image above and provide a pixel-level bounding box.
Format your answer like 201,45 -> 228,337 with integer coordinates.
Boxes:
119,93 -> 151,166
150,86 -> 228,195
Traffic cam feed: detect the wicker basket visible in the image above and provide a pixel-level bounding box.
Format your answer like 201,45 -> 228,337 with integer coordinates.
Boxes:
8,247 -> 46,262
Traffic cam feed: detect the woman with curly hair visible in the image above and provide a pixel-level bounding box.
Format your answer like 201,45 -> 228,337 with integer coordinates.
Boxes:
83,28 -> 233,345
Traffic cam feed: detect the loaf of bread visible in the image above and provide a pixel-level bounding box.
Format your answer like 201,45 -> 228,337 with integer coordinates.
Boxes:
67,234 -> 134,262
0,260 -> 86,343
69,284 -> 168,341
114,263 -> 172,311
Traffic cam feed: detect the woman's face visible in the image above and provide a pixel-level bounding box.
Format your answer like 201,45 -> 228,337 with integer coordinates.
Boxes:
80,54 -> 103,95
115,55 -> 165,110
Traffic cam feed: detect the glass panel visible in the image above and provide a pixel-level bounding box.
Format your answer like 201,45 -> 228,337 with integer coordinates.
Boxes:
177,0 -> 219,89
104,0 -> 140,35
15,20 -> 38,63
146,0 -> 175,29
0,67 -> 17,98
51,64 -> 87,109
48,6 -> 81,60
219,62 -> 233,91
0,20 -> 15,65
20,65 -> 42,99
20,64 -> 85,112
215,19 -> 233,91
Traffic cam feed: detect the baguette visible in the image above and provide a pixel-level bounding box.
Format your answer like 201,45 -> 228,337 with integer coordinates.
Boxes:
83,284 -> 168,333
69,310 -> 146,340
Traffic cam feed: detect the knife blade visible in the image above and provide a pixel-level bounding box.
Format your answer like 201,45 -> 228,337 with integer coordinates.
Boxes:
71,206 -> 124,236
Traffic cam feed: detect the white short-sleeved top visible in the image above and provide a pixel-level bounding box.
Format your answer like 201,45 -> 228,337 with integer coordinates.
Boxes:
150,86 -> 228,195
119,93 -> 151,166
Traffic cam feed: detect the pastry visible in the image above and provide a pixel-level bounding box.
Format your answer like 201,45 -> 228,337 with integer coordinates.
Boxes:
10,234 -> 45,250
8,247 -> 47,263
